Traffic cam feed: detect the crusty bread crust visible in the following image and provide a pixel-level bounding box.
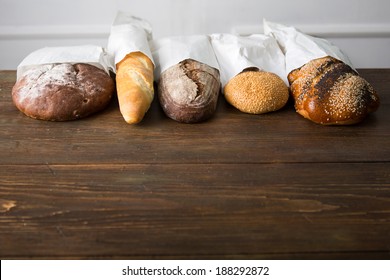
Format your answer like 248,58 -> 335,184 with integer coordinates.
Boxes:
12,63 -> 114,121
115,51 -> 154,124
158,59 -> 220,123
288,56 -> 380,125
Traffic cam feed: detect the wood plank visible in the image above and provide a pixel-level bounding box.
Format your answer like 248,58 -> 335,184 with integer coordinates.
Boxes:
1,70 -> 390,260
1,163 -> 389,259
360,69 -> 390,102
1,71 -> 390,165
1,108 -> 388,165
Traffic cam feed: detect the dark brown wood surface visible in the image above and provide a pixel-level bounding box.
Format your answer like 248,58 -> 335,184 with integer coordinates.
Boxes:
0,69 -> 389,259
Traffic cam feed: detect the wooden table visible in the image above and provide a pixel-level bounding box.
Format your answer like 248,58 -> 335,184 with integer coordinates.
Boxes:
0,69 -> 389,260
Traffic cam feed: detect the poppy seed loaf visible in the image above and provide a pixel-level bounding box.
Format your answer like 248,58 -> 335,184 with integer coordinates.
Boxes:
288,56 -> 380,125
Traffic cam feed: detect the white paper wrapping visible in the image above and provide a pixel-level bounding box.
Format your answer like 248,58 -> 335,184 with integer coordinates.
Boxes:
107,12 -> 154,71
151,35 -> 220,81
16,45 -> 112,81
263,19 -> 354,75
210,33 -> 287,86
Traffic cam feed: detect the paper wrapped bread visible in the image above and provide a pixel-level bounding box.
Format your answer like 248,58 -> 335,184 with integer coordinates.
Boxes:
152,35 -> 221,123
108,12 -> 155,124
12,45 -> 114,121
264,20 -> 380,125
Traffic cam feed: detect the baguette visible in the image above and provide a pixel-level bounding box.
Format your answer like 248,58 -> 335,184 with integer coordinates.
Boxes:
115,51 -> 154,124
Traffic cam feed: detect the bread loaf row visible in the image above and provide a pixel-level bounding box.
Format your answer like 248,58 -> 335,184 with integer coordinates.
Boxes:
11,18 -> 380,125
12,54 -> 379,126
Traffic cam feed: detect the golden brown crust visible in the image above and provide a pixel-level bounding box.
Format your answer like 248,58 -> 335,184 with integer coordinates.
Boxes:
288,56 -> 380,125
224,69 -> 289,114
116,51 -> 154,124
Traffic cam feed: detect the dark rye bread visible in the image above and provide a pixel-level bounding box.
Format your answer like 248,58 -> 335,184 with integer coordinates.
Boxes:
158,59 -> 220,123
12,63 -> 115,121
288,56 -> 380,125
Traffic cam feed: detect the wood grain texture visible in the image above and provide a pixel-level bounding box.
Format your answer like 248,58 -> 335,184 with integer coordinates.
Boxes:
0,70 -> 389,165
0,70 -> 389,259
1,163 -> 389,259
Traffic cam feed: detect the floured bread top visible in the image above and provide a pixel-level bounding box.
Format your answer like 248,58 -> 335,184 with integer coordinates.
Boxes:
158,59 -> 221,123
12,63 -> 115,121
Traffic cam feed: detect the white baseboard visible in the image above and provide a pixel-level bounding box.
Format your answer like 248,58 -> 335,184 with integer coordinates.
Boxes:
2,23 -> 390,40
1,23 -> 389,69
232,23 -> 390,38
0,25 -> 110,39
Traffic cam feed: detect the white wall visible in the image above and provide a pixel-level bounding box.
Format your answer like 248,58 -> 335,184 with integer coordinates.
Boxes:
1,0 -> 390,69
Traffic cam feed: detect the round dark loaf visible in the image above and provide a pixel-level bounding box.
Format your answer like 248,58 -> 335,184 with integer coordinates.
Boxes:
288,56 -> 380,125
158,59 -> 221,123
12,63 -> 115,121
